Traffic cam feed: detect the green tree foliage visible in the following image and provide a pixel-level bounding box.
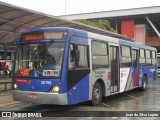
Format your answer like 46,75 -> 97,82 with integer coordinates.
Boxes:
76,19 -> 116,33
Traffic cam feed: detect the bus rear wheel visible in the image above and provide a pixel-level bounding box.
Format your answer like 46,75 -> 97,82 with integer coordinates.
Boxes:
90,82 -> 102,106
141,76 -> 147,91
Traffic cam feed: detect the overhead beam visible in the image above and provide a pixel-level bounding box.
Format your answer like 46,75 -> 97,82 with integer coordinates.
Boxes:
145,16 -> 160,38
59,6 -> 160,20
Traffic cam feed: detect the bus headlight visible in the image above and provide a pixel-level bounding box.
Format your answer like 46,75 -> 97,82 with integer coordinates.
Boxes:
49,83 -> 60,93
14,84 -> 19,90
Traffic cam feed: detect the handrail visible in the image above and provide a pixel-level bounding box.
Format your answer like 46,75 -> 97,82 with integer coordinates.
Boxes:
0,82 -> 12,91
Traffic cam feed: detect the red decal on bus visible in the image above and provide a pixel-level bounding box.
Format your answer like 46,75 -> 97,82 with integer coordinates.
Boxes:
19,68 -> 31,77
14,78 -> 31,84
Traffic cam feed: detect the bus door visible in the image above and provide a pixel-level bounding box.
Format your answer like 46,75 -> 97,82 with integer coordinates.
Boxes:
132,49 -> 139,88
67,38 -> 90,104
110,46 -> 119,93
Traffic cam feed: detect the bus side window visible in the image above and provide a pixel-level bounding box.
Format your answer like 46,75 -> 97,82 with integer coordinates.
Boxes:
152,51 -> 156,65
132,49 -> 137,67
77,45 -> 88,68
121,46 -> 132,67
91,41 -> 109,70
146,50 -> 151,66
68,44 -> 89,69
139,49 -> 146,66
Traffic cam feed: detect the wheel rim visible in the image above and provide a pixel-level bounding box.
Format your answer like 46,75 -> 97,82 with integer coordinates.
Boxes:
93,88 -> 100,100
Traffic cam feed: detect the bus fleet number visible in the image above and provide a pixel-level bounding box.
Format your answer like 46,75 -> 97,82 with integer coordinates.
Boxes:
41,81 -> 51,85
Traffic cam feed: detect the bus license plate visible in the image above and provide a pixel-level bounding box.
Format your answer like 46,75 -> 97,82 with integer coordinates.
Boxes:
28,93 -> 38,99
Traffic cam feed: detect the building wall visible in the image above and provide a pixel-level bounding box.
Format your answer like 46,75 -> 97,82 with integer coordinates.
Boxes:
120,18 -> 160,49
135,25 -> 146,44
121,19 -> 134,38
146,36 -> 160,46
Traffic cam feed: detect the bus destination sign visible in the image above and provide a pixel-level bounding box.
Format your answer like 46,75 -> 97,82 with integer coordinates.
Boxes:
22,31 -> 67,41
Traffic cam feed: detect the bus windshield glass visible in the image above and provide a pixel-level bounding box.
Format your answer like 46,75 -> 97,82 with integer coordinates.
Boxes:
15,42 -> 65,78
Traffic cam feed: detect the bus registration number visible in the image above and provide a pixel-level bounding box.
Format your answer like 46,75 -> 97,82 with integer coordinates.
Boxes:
41,81 -> 51,85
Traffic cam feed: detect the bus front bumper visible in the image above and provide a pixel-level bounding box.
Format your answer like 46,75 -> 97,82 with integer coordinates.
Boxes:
12,90 -> 68,105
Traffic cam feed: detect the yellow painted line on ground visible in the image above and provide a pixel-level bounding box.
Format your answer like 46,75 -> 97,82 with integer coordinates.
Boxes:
145,91 -> 160,94
0,101 -> 21,107
101,102 -> 120,111
132,86 -> 139,89
127,95 -> 140,99
149,85 -> 160,88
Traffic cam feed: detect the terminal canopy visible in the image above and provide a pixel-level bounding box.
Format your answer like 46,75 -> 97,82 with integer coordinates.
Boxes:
0,2 -> 130,46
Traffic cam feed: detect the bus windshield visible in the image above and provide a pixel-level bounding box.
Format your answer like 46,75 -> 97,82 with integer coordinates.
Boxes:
15,42 -> 65,78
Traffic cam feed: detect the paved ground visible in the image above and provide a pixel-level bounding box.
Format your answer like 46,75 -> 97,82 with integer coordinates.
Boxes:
0,79 -> 159,120
0,77 -> 11,91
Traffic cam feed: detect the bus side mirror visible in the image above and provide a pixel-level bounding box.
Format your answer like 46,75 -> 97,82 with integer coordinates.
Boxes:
75,50 -> 80,61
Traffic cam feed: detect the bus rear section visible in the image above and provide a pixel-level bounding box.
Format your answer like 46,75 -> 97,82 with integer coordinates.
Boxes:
157,53 -> 160,77
120,43 -> 157,92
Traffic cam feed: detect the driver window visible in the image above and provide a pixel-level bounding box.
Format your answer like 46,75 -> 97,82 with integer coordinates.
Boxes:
68,44 -> 89,69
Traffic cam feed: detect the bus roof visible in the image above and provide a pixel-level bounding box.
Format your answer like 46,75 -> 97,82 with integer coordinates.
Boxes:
119,40 -> 157,51
21,27 -> 88,39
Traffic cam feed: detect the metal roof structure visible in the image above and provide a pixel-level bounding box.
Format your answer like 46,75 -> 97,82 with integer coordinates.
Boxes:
0,2 -> 130,45
59,6 -> 160,20
59,5 -> 160,49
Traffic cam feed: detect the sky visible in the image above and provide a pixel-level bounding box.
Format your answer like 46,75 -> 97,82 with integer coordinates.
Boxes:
0,0 -> 160,16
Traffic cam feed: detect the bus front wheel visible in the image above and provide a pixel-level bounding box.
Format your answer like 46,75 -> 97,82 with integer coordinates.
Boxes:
90,82 -> 102,106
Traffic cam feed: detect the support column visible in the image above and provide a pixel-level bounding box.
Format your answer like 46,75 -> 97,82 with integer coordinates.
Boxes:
115,19 -> 118,33
4,44 -> 7,59
145,16 -> 160,38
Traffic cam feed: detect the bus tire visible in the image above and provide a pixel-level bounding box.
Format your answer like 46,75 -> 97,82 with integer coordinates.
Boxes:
90,82 -> 102,106
141,75 -> 147,91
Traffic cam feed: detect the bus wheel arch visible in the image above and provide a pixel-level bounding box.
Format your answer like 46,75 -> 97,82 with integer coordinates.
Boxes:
141,74 -> 147,91
96,79 -> 105,97
90,79 -> 105,106
143,74 -> 148,84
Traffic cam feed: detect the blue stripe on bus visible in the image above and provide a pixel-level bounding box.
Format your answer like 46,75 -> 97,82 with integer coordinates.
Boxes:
67,74 -> 89,105
70,36 -> 88,45
59,36 -> 69,93
16,78 -> 60,92
139,66 -> 155,87
60,29 -> 88,93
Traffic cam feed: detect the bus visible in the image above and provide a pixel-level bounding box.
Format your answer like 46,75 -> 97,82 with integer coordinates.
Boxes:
12,27 -> 157,105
